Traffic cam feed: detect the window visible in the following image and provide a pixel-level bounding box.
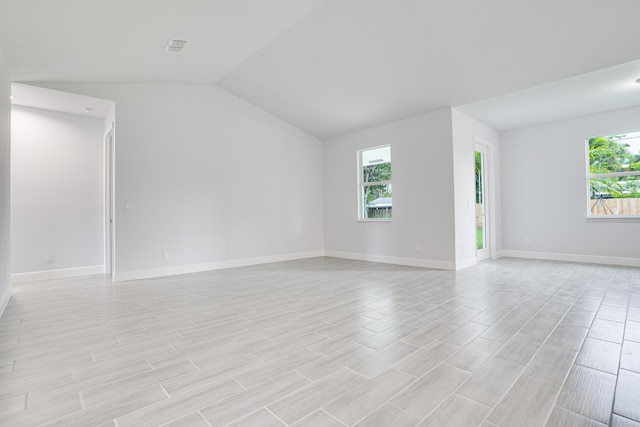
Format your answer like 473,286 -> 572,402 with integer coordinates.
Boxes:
358,145 -> 392,220
587,131 -> 640,217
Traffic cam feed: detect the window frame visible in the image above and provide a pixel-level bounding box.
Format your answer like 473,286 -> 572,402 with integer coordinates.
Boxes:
357,144 -> 392,222
585,133 -> 640,219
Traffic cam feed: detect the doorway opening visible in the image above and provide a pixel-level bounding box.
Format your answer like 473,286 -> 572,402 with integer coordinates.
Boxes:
475,142 -> 490,261
9,83 -> 115,281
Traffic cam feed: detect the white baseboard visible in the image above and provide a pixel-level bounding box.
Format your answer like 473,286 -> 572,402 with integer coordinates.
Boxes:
113,251 -> 325,282
497,250 -> 640,267
11,265 -> 105,283
455,258 -> 478,270
0,283 -> 11,319
324,250 -> 457,270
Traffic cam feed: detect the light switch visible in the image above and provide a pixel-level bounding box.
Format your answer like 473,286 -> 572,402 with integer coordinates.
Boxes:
124,203 -> 135,212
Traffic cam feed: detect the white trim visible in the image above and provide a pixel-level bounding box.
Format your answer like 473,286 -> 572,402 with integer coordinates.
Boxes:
585,137 -> 590,216
325,250 -> 457,271
11,265 -> 105,283
590,171 -> 640,179
113,251 -> 325,282
104,125 -> 115,275
586,214 -> 640,219
0,284 -> 11,319
497,250 -> 640,267
455,258 -> 478,270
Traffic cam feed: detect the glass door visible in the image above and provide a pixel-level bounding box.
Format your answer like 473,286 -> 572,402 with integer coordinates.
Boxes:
475,145 -> 489,261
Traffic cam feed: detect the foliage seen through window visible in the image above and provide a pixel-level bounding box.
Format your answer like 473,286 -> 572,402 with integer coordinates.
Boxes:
588,132 -> 640,216
359,145 -> 391,219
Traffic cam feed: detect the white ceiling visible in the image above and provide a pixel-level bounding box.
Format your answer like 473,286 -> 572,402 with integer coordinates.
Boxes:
0,0 -> 325,83
11,83 -> 114,119
1,0 -> 640,139
458,59 -> 640,131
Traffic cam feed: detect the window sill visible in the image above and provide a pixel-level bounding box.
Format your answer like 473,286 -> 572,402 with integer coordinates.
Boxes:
586,214 -> 640,220
357,219 -> 392,222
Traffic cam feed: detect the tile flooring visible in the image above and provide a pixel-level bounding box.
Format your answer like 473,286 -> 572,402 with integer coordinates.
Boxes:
0,257 -> 639,426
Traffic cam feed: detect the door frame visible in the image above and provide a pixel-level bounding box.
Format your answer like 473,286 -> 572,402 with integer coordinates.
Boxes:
104,125 -> 115,275
474,138 -> 496,260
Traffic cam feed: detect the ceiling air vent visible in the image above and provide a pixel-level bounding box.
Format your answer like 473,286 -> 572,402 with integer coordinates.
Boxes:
163,39 -> 188,54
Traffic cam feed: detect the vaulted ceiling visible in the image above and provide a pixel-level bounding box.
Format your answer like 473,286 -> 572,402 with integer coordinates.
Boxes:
2,0 -> 640,139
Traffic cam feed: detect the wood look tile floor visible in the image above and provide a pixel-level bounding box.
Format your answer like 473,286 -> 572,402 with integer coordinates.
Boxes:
0,257 -> 639,426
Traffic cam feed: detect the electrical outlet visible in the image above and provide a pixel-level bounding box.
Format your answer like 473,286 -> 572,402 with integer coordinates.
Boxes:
46,253 -> 53,263
524,238 -> 530,245
162,250 -> 169,260
416,243 -> 422,251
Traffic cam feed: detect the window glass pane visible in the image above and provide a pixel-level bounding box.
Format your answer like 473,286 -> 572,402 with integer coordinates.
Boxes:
362,146 -> 391,183
475,151 -> 486,250
590,175 -> 640,199
589,176 -> 640,215
589,132 -> 640,174
362,183 -> 392,219
359,145 -> 392,220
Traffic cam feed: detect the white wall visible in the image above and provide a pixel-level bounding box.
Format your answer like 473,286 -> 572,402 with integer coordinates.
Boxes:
11,106 -> 104,275
0,46 -> 11,316
323,108 -> 457,269
451,109 -> 501,267
501,106 -> 640,264
33,83 -> 325,280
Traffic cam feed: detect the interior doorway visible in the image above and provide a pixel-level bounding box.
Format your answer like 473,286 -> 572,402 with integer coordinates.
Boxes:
10,83 -> 116,280
475,142 -> 490,261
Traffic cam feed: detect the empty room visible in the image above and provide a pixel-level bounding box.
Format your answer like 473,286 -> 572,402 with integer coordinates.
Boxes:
0,1 -> 639,426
